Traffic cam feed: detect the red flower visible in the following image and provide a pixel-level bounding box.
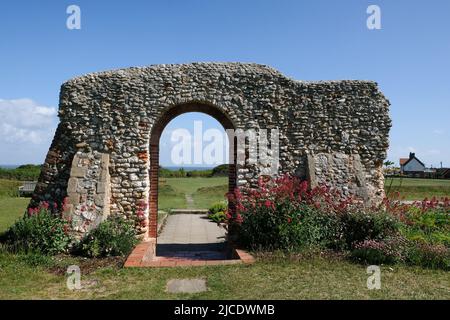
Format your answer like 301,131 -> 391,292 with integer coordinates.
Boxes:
264,200 -> 274,209
28,207 -> 37,216
40,201 -> 49,210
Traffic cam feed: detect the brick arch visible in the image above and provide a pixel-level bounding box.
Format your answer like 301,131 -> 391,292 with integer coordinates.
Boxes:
147,102 -> 237,240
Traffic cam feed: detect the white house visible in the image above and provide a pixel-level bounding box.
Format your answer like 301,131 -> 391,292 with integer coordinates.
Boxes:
400,153 -> 425,175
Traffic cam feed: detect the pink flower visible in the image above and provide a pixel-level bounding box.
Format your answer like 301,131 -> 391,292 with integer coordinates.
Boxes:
264,200 -> 275,210
40,201 -> 49,210
28,207 -> 36,216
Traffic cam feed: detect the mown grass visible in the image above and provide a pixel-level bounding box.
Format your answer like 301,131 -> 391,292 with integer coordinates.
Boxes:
0,179 -> 29,233
0,251 -> 448,300
159,177 -> 227,210
0,198 -> 29,233
0,179 -> 21,198
192,184 -> 228,209
384,178 -> 450,200
158,184 -> 187,211
386,178 -> 450,187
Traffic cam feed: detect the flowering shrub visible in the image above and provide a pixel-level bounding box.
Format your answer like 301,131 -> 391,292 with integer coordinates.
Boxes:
227,174 -> 449,269
0,201 -> 72,254
383,196 -> 450,247
405,242 -> 449,270
340,210 -> 399,249
228,175 -> 352,250
75,215 -> 138,258
350,237 -> 407,264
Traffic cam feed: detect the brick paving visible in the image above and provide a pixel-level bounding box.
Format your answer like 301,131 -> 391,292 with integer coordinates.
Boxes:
125,213 -> 254,267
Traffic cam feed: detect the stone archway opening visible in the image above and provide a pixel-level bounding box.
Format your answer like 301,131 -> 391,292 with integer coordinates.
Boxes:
147,103 -> 237,260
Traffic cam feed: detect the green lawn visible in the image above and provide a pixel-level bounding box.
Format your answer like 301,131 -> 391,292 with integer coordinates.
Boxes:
159,177 -> 227,211
0,179 -> 21,198
385,178 -> 450,187
0,252 -> 448,300
384,178 -> 450,200
158,184 -> 187,211
0,198 -> 29,233
0,179 -> 30,233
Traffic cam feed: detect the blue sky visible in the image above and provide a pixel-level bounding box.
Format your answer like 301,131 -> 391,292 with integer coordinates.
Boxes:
0,0 -> 449,167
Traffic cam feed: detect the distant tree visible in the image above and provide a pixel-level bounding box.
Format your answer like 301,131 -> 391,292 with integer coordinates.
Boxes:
211,164 -> 229,176
0,164 -> 42,181
383,160 -> 394,168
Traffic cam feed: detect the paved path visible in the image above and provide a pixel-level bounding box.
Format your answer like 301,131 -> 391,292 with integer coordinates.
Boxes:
125,213 -> 255,267
156,213 -> 227,260
185,194 -> 195,209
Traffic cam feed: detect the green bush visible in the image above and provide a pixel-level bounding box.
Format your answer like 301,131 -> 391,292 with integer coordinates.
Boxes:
18,252 -> 55,267
207,201 -> 228,223
400,227 -> 450,247
399,208 -> 450,247
0,164 -> 42,181
295,206 -> 344,250
0,206 -> 72,255
209,201 -> 227,215
75,215 -> 138,258
159,166 -> 213,178
405,242 -> 450,270
209,211 -> 227,223
350,237 -> 407,265
211,164 -> 229,176
237,204 -> 343,251
339,211 -> 399,249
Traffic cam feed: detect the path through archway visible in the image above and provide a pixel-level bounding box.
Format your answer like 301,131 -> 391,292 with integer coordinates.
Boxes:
147,104 -> 237,263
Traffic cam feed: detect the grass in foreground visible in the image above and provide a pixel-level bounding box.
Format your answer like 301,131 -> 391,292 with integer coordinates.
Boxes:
0,251 -> 448,300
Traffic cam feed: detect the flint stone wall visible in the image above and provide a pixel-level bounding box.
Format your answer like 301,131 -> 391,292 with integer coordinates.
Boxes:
31,62 -> 391,236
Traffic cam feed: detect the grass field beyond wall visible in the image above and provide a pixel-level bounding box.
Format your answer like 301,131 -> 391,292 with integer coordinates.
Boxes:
385,177 -> 450,200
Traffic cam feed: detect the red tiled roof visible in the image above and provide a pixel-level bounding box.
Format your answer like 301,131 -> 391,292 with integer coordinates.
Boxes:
399,158 -> 408,165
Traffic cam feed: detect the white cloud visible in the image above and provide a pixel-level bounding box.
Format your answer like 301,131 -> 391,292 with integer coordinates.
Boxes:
0,98 -> 57,144
432,129 -> 445,135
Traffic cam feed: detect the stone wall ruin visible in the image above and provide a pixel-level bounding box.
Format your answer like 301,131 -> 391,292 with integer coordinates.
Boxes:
31,62 -> 391,239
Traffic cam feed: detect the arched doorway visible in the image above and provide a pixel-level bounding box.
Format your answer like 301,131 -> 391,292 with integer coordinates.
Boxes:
147,103 -> 237,244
